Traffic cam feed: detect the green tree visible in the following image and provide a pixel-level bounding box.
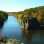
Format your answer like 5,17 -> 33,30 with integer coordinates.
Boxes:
0,11 -> 8,29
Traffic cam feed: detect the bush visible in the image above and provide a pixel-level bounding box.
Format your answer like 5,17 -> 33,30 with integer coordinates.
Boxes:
0,11 -> 8,29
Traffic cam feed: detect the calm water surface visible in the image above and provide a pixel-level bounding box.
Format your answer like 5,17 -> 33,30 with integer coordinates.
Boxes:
2,16 -> 22,39
1,16 -> 40,44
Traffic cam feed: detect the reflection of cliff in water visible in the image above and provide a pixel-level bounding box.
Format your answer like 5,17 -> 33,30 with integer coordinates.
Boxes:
0,16 -> 41,44
28,17 -> 40,31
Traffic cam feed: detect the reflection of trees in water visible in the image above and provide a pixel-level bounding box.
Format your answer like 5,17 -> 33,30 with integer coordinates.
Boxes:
28,17 -> 40,31
0,11 -> 8,43
21,16 -> 40,44
20,14 -> 40,31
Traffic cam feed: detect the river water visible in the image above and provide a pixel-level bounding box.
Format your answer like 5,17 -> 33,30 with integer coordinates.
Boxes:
1,16 -> 40,44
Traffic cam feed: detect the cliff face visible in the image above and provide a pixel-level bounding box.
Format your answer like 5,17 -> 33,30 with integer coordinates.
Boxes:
8,6 -> 44,23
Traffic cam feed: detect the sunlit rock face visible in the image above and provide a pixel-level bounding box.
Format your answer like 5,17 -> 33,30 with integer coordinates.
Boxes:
0,11 -> 8,29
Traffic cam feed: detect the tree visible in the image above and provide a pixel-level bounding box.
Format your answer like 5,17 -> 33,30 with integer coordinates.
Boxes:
0,11 -> 8,29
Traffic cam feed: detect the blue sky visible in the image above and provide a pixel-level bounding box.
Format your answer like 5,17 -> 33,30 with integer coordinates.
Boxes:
0,0 -> 44,12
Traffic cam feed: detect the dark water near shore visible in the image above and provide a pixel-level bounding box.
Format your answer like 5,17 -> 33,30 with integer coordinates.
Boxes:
0,16 -> 41,44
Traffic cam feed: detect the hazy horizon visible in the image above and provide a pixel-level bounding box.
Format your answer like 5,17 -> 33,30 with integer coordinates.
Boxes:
0,0 -> 44,12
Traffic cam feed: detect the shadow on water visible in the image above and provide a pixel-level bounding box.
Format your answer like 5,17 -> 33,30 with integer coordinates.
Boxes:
0,16 -> 32,44
0,16 -> 42,44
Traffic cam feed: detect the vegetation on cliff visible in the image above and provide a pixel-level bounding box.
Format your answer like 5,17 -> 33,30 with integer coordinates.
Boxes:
14,6 -> 44,25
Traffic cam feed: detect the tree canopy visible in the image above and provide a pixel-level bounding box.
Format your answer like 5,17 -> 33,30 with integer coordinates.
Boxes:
0,11 -> 8,22
0,11 -> 8,29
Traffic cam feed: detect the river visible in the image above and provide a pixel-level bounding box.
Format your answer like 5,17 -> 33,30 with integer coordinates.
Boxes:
1,16 -> 40,44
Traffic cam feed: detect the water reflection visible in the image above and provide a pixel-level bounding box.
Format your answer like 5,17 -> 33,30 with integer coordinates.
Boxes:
0,16 -> 40,44
2,16 -> 22,40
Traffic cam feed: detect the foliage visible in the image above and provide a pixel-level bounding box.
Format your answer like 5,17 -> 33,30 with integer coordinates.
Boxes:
0,11 -> 8,22
15,6 -> 44,24
0,11 -> 8,29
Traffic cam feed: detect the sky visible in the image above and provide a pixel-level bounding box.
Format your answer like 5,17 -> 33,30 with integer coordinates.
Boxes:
0,0 -> 44,12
